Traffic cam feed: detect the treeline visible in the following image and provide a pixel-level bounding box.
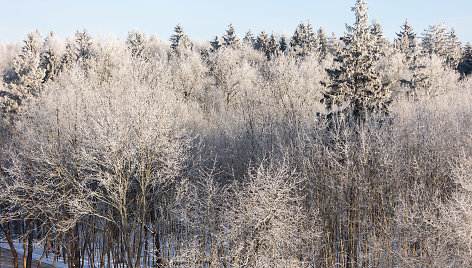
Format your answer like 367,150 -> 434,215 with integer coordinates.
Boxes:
1,0 -> 472,267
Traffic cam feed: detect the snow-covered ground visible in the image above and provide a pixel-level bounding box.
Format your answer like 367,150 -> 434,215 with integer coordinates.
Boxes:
1,240 -> 70,268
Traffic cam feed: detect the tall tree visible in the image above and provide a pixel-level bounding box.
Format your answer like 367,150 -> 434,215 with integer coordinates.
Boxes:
126,30 -> 148,58
223,23 -> 240,48
445,28 -> 463,69
421,23 -> 448,59
324,0 -> 391,120
210,35 -> 222,52
243,30 -> 255,48
328,32 -> 340,55
255,31 -> 270,55
394,19 -> 418,59
3,30 -> 45,97
290,22 -> 316,57
61,29 -> 95,71
316,27 -> 329,58
458,42 -> 472,76
267,33 -> 281,59
41,31 -> 63,82
72,29 -> 94,62
170,24 -> 192,51
279,35 -> 288,53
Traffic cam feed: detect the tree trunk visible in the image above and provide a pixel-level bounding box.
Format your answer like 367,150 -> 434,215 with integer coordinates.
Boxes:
26,220 -> 34,268
37,236 -> 49,268
151,210 -> 163,267
0,223 -> 18,268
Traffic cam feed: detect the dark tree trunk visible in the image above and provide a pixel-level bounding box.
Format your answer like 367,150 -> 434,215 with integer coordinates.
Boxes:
0,222 -> 19,268
26,220 -> 34,268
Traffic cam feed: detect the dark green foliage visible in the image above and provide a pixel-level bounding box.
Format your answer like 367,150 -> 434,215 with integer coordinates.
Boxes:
223,23 -> 240,48
290,22 -> 316,57
170,24 -> 192,51
458,42 -> 472,76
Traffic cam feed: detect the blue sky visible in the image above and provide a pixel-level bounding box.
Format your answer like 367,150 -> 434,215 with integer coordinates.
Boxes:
1,0 -> 471,44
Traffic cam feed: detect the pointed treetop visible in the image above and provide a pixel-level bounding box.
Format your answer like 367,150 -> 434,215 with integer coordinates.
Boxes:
350,0 -> 369,36
22,30 -> 42,55
290,21 -> 316,57
243,30 -> 255,47
223,23 -> 240,48
394,18 -> 417,55
127,30 -> 148,58
279,35 -> 288,53
210,35 -> 221,52
255,30 -> 269,52
170,23 -> 192,50
267,32 -> 281,59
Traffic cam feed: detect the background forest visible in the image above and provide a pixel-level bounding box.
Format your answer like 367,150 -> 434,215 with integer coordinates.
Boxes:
2,0 -> 472,267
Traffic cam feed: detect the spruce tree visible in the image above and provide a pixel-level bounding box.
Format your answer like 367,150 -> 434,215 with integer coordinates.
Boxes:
255,31 -> 270,55
223,23 -> 240,48
446,28 -> 463,69
267,33 -> 281,59
1,30 -> 45,124
421,23 -> 448,59
243,30 -> 255,48
279,36 -> 288,53
210,35 -> 222,52
370,20 -> 388,58
458,42 -> 472,76
170,24 -> 192,51
328,32 -> 340,55
4,30 -> 45,97
324,0 -> 391,120
316,27 -> 329,58
41,31 -> 63,82
421,24 -> 463,69
73,29 -> 94,62
290,22 -> 316,57
126,30 -> 148,58
394,19 -> 418,59
61,29 -> 94,71
60,39 -> 75,71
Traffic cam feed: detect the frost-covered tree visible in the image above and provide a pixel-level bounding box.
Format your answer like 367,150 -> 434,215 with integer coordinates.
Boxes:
3,30 -> 45,97
224,163 -> 316,267
255,31 -> 270,55
209,48 -> 258,106
71,29 -> 94,61
316,27 -> 329,58
328,32 -> 340,55
394,19 -> 418,59
370,20 -> 389,55
324,0 -> 391,119
267,33 -> 281,60
4,56 -> 195,268
279,35 -> 288,53
223,23 -> 240,48
290,22 -> 316,57
243,30 -> 255,48
170,24 -> 192,51
170,45 -> 209,101
61,29 -> 95,72
401,53 -> 459,98
126,30 -> 148,58
421,24 -> 448,59
458,42 -> 472,76
446,28 -> 463,69
40,31 -> 63,82
210,35 -> 222,52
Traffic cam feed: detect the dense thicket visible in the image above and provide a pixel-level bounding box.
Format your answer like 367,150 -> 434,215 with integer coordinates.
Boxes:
2,0 -> 472,267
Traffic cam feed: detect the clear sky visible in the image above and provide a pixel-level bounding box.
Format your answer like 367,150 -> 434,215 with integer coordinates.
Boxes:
1,0 -> 471,44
